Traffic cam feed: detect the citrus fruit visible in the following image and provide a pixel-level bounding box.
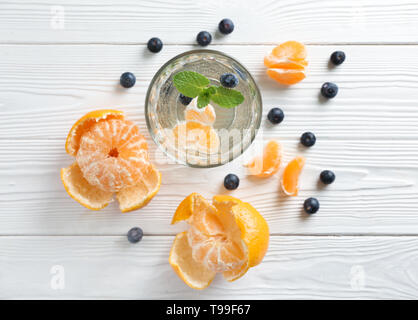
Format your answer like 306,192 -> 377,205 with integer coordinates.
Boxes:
185,104 -> 216,125
173,121 -> 220,154
76,119 -> 150,192
61,163 -> 113,210
245,140 -> 282,177
269,41 -> 307,64
281,156 -> 305,196
116,164 -> 161,213
65,109 -> 124,156
61,109 -> 161,212
264,40 -> 308,85
266,68 -> 306,86
169,231 -> 216,290
169,193 -> 269,289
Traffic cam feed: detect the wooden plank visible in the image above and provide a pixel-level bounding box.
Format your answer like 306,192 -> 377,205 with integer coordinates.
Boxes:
1,0 -> 418,44
0,235 -> 417,299
1,138 -> 418,235
0,44 -> 418,140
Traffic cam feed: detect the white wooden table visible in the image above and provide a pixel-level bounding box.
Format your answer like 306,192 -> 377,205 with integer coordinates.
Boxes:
1,0 -> 418,299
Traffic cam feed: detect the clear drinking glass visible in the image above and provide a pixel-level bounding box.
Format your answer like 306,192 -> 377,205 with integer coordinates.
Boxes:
145,49 -> 262,167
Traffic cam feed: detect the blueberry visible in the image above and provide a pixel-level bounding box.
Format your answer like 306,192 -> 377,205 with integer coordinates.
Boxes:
218,18 -> 235,34
179,93 -> 192,106
304,198 -> 320,214
320,170 -> 335,185
120,72 -> 136,88
196,31 -> 212,46
321,82 -> 338,99
147,37 -> 163,53
220,73 -> 239,88
267,108 -> 284,124
330,51 -> 345,65
224,174 -> 239,190
300,132 -> 316,147
127,227 -> 143,243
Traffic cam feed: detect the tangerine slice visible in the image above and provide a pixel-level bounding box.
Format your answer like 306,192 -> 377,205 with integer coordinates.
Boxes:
266,68 -> 306,85
172,121 -> 220,154
264,54 -> 308,70
281,156 -> 305,196
271,40 -> 307,61
61,163 -> 113,210
185,103 -> 216,126
264,41 -> 308,86
245,140 -> 282,177
76,119 -> 150,192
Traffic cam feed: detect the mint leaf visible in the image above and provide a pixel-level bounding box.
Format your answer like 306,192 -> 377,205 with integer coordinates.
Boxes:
211,87 -> 245,108
197,87 -> 216,108
197,92 -> 211,108
173,71 -> 210,98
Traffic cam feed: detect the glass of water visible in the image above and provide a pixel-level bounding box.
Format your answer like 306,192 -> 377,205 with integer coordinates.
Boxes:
145,49 -> 262,167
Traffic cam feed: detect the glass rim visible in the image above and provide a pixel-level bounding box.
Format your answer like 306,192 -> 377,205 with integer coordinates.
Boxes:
144,49 -> 263,168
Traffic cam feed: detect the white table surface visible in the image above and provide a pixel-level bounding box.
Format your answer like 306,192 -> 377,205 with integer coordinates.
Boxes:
1,0 -> 418,299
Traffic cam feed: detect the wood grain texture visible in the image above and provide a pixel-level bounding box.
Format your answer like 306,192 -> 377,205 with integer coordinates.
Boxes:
1,0 -> 418,300
1,138 -> 418,235
0,44 -> 418,139
1,235 -> 417,299
1,0 -> 418,44
1,45 -> 418,235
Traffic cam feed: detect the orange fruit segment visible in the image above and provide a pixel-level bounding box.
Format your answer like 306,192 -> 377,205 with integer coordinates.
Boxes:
169,193 -> 269,289
65,109 -> 124,156
116,164 -> 161,213
185,103 -> 216,125
245,140 -> 282,177
281,156 -> 306,196
264,41 -> 308,86
264,54 -> 308,70
61,162 -> 113,210
173,121 -> 220,154
266,69 -> 306,86
62,109 -> 161,212
271,41 -> 307,62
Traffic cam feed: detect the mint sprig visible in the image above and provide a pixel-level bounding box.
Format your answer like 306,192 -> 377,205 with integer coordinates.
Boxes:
173,71 -> 244,109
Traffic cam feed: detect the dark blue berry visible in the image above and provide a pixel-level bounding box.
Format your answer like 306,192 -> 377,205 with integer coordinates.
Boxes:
304,198 -> 319,214
321,82 -> 338,99
127,227 -> 143,243
320,170 -> 335,185
220,73 -> 239,88
147,37 -> 163,53
196,31 -> 212,46
120,72 -> 136,88
179,94 -> 192,106
267,108 -> 284,124
330,51 -> 345,65
300,132 -> 316,147
218,18 -> 234,34
224,174 -> 239,190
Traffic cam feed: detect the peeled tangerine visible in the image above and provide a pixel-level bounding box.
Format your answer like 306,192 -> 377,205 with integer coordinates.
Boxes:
264,41 -> 308,85
169,193 -> 269,289
61,109 -> 161,212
